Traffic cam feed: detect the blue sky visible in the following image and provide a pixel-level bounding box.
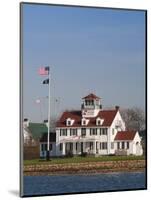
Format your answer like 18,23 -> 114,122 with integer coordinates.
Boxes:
22,4 -> 146,122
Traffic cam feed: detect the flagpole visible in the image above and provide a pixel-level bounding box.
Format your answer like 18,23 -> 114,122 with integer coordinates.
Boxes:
47,67 -> 50,160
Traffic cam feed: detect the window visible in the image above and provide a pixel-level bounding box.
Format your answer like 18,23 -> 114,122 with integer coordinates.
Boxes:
100,128 -> 107,135
85,100 -> 94,106
97,120 -> 101,125
90,142 -> 93,150
81,142 -> 83,152
127,142 -> 129,149
100,142 -> 107,150
85,100 -> 90,105
60,143 -> 63,151
67,121 -> 71,126
117,142 -> 120,149
49,143 -> 53,151
83,120 -> 86,125
81,128 -> 86,136
70,129 -> 77,136
76,143 -> 78,151
41,144 -> 44,151
112,128 -> 114,135
90,128 -> 97,135
122,142 -> 125,149
69,143 -> 73,151
111,142 -> 114,149
60,129 -> 67,136
102,142 -> 107,149
44,144 -> 47,151
90,100 -> 94,105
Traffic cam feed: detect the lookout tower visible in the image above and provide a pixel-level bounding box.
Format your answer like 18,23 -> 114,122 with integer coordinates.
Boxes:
81,93 -> 102,118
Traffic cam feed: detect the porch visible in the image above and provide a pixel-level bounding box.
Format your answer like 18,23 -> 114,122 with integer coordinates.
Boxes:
59,139 -> 101,156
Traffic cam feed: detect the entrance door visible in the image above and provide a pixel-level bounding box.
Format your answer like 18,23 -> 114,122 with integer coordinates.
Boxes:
65,143 -> 73,155
136,142 -> 140,155
81,142 -> 83,153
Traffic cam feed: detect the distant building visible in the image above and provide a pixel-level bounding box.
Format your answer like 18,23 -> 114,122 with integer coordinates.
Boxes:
55,93 -> 143,156
23,119 -> 47,146
23,119 -> 52,160
39,132 -> 56,158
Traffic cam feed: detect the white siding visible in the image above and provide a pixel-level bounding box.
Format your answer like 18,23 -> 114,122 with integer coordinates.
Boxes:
40,142 -> 56,157
109,111 -> 126,154
51,112 -> 143,156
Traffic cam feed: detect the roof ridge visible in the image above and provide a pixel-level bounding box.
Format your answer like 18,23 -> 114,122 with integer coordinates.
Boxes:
29,122 -> 45,123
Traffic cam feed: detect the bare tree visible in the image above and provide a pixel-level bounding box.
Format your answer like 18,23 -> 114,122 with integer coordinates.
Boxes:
50,117 -> 58,131
121,107 -> 145,131
44,117 -> 58,132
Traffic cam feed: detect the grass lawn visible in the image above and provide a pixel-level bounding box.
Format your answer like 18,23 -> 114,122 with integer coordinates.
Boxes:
24,155 -> 145,166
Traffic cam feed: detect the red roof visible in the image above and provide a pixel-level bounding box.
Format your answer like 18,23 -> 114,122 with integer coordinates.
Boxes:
56,109 -> 118,128
82,93 -> 100,100
114,131 -> 136,141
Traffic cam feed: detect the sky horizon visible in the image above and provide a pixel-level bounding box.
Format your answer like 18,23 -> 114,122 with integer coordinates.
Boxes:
22,4 -> 146,122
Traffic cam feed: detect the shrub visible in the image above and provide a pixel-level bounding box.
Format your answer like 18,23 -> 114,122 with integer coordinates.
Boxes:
65,151 -> 73,158
81,152 -> 88,157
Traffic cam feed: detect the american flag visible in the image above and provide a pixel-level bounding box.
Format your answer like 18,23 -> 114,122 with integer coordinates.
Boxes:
38,66 -> 49,75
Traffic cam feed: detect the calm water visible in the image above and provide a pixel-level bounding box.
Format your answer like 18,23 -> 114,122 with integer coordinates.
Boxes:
23,172 -> 146,196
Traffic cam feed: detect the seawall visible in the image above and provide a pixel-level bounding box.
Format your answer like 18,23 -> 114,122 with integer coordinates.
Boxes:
24,160 -> 146,176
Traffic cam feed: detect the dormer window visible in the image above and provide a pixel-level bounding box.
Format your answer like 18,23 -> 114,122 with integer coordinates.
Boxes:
96,117 -> 104,126
97,120 -> 101,125
81,118 -> 89,126
66,118 -> 74,126
67,121 -> 71,126
82,118 -> 86,126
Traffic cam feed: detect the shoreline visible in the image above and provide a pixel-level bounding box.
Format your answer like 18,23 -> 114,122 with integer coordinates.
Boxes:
24,159 -> 146,176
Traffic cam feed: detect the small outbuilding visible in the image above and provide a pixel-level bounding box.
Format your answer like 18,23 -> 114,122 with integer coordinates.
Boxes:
114,131 -> 143,156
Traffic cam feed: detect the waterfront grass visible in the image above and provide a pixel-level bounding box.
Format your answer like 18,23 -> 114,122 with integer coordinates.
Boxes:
24,155 -> 145,166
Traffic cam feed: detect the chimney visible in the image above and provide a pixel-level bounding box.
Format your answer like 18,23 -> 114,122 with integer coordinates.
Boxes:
115,106 -> 120,111
23,118 -> 29,127
43,119 -> 48,127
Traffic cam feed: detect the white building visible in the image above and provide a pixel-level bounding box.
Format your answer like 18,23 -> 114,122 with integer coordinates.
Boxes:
23,118 -> 33,145
53,93 -> 143,157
